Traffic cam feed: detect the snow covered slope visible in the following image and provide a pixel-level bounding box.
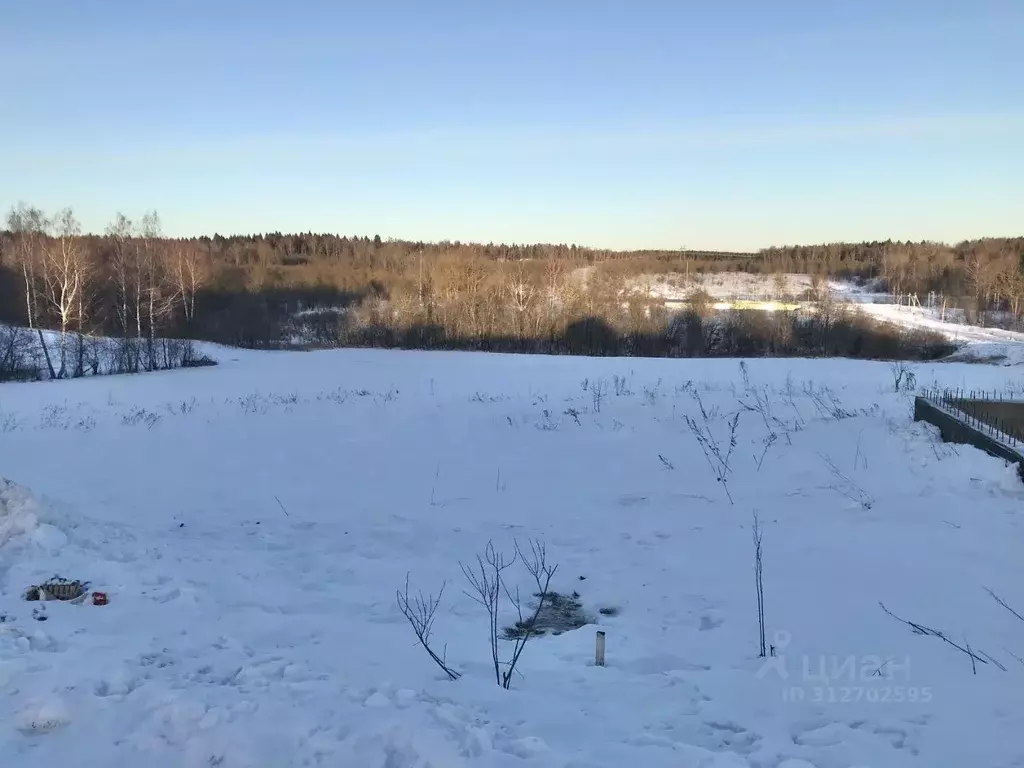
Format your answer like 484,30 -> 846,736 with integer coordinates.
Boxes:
616,272 -> 1024,364
2,348 -> 1024,767
854,303 -> 1024,364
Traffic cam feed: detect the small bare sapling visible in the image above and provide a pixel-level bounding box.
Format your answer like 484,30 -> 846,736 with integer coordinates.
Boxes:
591,379 -> 607,413
752,511 -> 766,657
685,393 -> 740,504
396,575 -> 461,681
461,539 -> 558,689
890,361 -> 917,393
643,379 -> 662,406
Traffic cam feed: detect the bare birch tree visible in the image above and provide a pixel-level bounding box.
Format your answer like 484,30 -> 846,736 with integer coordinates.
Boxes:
106,213 -> 137,334
40,209 -> 89,378
5,202 -> 47,329
965,251 -> 989,311
105,213 -> 144,371
103,211 -> 178,370
171,241 -> 204,327
506,261 -> 536,338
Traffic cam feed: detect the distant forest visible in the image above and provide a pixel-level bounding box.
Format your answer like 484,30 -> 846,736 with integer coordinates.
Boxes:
1,201 -> 1020,377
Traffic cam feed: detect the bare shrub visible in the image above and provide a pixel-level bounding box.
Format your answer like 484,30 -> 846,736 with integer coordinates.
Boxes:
685,392 -> 741,504
121,406 -> 162,429
0,328 -> 213,384
107,336 -> 143,374
890,361 -> 917,393
590,379 -> 607,413
535,409 -> 559,431
460,539 -> 558,689
398,539 -> 560,690
0,326 -> 39,382
396,575 -> 461,681
39,404 -> 72,430
740,386 -> 800,446
642,379 -> 662,406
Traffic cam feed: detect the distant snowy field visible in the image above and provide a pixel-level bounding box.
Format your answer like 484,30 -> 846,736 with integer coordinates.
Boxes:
623,271 -> 1024,365
622,272 -> 879,302
4,347 -> 1024,767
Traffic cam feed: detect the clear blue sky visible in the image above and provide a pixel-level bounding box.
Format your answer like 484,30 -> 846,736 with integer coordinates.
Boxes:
2,0 -> 1022,251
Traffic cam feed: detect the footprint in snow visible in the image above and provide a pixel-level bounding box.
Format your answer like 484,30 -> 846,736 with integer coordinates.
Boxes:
626,654 -> 711,675
699,613 -> 723,631
365,691 -> 390,708
93,672 -> 142,698
845,720 -> 918,755
698,720 -> 761,755
790,719 -> 847,748
618,494 -> 649,507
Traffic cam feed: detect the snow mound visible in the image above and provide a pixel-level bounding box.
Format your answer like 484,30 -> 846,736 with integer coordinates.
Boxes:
0,478 -> 43,549
0,478 -> 69,577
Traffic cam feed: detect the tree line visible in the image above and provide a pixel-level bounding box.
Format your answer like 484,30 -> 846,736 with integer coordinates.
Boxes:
1,204 -> 208,380
759,238 -> 1024,310
2,201 -> 1013,378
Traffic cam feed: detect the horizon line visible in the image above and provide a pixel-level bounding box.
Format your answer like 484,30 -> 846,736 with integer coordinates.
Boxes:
4,206 -> 1022,256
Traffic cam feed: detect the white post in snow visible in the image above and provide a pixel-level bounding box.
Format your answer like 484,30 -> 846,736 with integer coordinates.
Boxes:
595,631 -> 606,667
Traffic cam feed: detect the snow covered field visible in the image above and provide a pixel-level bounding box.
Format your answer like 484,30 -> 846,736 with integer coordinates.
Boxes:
3,347 -> 1024,767
622,272 -> 881,303
632,272 -> 817,302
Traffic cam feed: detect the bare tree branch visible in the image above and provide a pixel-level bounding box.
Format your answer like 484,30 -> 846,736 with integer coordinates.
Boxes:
460,540 -> 516,686
984,587 -> 1024,625
879,601 -> 990,668
501,539 -> 557,688
396,573 -> 461,681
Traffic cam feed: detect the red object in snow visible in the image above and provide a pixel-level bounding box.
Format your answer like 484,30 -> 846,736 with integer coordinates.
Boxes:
92,592 -> 108,606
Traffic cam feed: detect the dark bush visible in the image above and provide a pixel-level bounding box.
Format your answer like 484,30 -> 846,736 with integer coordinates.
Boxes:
0,326 -> 39,382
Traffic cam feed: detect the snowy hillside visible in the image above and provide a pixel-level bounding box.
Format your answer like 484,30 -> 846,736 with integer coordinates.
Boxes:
620,271 -> 1024,365
620,272 -> 885,303
3,348 -> 1024,767
855,303 -> 1024,364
